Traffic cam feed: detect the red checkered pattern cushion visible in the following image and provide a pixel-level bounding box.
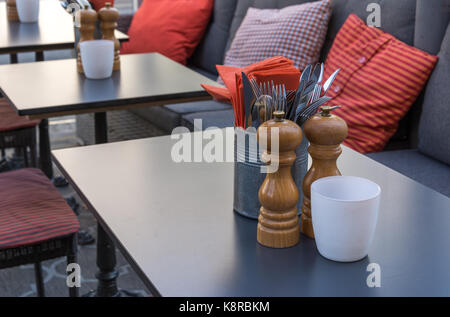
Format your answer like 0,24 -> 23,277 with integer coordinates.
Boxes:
0,98 -> 40,132
223,0 -> 331,71
323,14 -> 438,153
0,169 -> 79,249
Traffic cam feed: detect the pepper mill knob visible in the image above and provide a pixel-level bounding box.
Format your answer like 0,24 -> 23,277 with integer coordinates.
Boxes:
301,106 -> 348,238
98,2 -> 120,71
77,5 -> 98,73
257,111 -> 302,248
6,0 -> 19,21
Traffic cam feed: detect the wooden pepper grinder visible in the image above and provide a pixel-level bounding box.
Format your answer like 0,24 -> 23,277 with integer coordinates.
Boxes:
77,5 -> 98,73
257,111 -> 302,248
98,3 -> 120,71
6,0 -> 19,21
301,105 -> 348,238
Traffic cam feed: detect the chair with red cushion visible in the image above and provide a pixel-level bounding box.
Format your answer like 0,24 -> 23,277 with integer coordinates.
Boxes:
0,168 -> 80,297
0,98 -> 40,167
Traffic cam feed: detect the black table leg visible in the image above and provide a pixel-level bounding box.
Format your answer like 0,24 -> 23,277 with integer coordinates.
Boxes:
39,119 -> 54,179
93,224 -> 120,296
10,53 -> 18,64
35,51 -> 44,62
84,112 -> 141,297
92,112 -> 120,296
36,48 -> 69,186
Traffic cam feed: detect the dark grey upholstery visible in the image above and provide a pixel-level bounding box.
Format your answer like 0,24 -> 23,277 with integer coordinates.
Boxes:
189,0 -> 238,75
181,109 -> 235,131
414,0 -> 450,55
224,0 -> 312,54
418,23 -> 450,165
366,150 -> 450,197
130,100 -> 231,133
187,65 -> 216,81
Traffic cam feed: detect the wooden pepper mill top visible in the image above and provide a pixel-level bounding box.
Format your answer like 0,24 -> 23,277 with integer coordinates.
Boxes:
258,111 -> 302,158
256,111 -> 302,248
98,3 -> 119,21
300,105 -> 348,238
304,106 -> 348,146
79,4 -> 98,30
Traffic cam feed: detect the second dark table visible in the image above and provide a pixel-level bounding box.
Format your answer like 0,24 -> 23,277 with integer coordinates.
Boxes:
0,52 -> 221,296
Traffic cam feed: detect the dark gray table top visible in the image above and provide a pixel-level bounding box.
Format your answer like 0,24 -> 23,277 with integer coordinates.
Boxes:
0,53 -> 219,118
0,0 -> 128,54
52,132 -> 450,296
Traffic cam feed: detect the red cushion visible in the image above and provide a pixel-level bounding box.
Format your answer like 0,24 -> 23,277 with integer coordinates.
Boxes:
90,0 -> 114,11
0,169 -> 80,249
121,0 -> 213,65
0,98 -> 40,132
323,14 -> 438,153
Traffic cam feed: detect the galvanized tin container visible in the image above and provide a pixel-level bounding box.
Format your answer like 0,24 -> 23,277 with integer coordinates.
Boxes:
233,127 -> 308,219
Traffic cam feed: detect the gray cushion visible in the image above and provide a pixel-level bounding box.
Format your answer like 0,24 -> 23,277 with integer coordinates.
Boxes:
367,150 -> 450,197
414,0 -> 450,55
181,109 -> 235,131
418,22 -> 450,165
130,100 -> 231,134
224,0 -> 312,55
165,100 -> 231,113
130,107 -> 178,134
187,65 -> 217,81
320,0 -> 416,61
189,0 -> 238,75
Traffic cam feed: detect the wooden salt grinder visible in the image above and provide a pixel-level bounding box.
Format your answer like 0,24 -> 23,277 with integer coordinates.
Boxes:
301,106 -> 348,238
257,111 -> 302,248
77,5 -> 98,73
98,2 -> 120,71
6,0 -> 19,21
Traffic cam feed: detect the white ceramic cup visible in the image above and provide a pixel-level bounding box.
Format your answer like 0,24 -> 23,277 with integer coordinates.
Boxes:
80,40 -> 114,80
311,176 -> 381,262
16,0 -> 40,23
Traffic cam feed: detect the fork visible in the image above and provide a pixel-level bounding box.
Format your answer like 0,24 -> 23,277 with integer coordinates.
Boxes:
271,83 -> 286,115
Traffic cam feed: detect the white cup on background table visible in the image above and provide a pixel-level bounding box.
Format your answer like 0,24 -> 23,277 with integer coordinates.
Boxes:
80,40 -> 114,80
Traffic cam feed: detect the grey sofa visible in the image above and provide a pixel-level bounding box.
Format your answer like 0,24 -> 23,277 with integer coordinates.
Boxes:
118,0 -> 449,197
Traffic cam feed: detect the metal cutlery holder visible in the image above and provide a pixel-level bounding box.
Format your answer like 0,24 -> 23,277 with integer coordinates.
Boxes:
233,127 -> 308,219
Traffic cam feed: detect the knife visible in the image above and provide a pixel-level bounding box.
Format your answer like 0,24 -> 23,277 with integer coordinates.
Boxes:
323,69 -> 340,95
242,72 -> 256,128
289,64 -> 312,120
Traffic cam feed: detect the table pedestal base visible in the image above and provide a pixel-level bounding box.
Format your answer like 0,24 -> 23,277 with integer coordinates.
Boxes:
82,112 -> 142,297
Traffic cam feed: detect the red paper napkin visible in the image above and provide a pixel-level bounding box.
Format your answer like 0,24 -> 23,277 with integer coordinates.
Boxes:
202,56 -> 301,128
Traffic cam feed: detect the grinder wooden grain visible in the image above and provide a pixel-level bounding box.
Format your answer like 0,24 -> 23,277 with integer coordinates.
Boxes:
98,2 -> 120,71
6,0 -> 19,21
301,105 -> 348,238
257,111 -> 302,248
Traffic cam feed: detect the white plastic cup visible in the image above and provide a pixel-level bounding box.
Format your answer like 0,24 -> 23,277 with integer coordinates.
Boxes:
311,176 -> 381,262
80,40 -> 114,80
16,0 -> 40,23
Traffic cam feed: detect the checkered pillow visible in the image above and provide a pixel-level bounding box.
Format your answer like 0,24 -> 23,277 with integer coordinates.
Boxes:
223,0 -> 331,71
